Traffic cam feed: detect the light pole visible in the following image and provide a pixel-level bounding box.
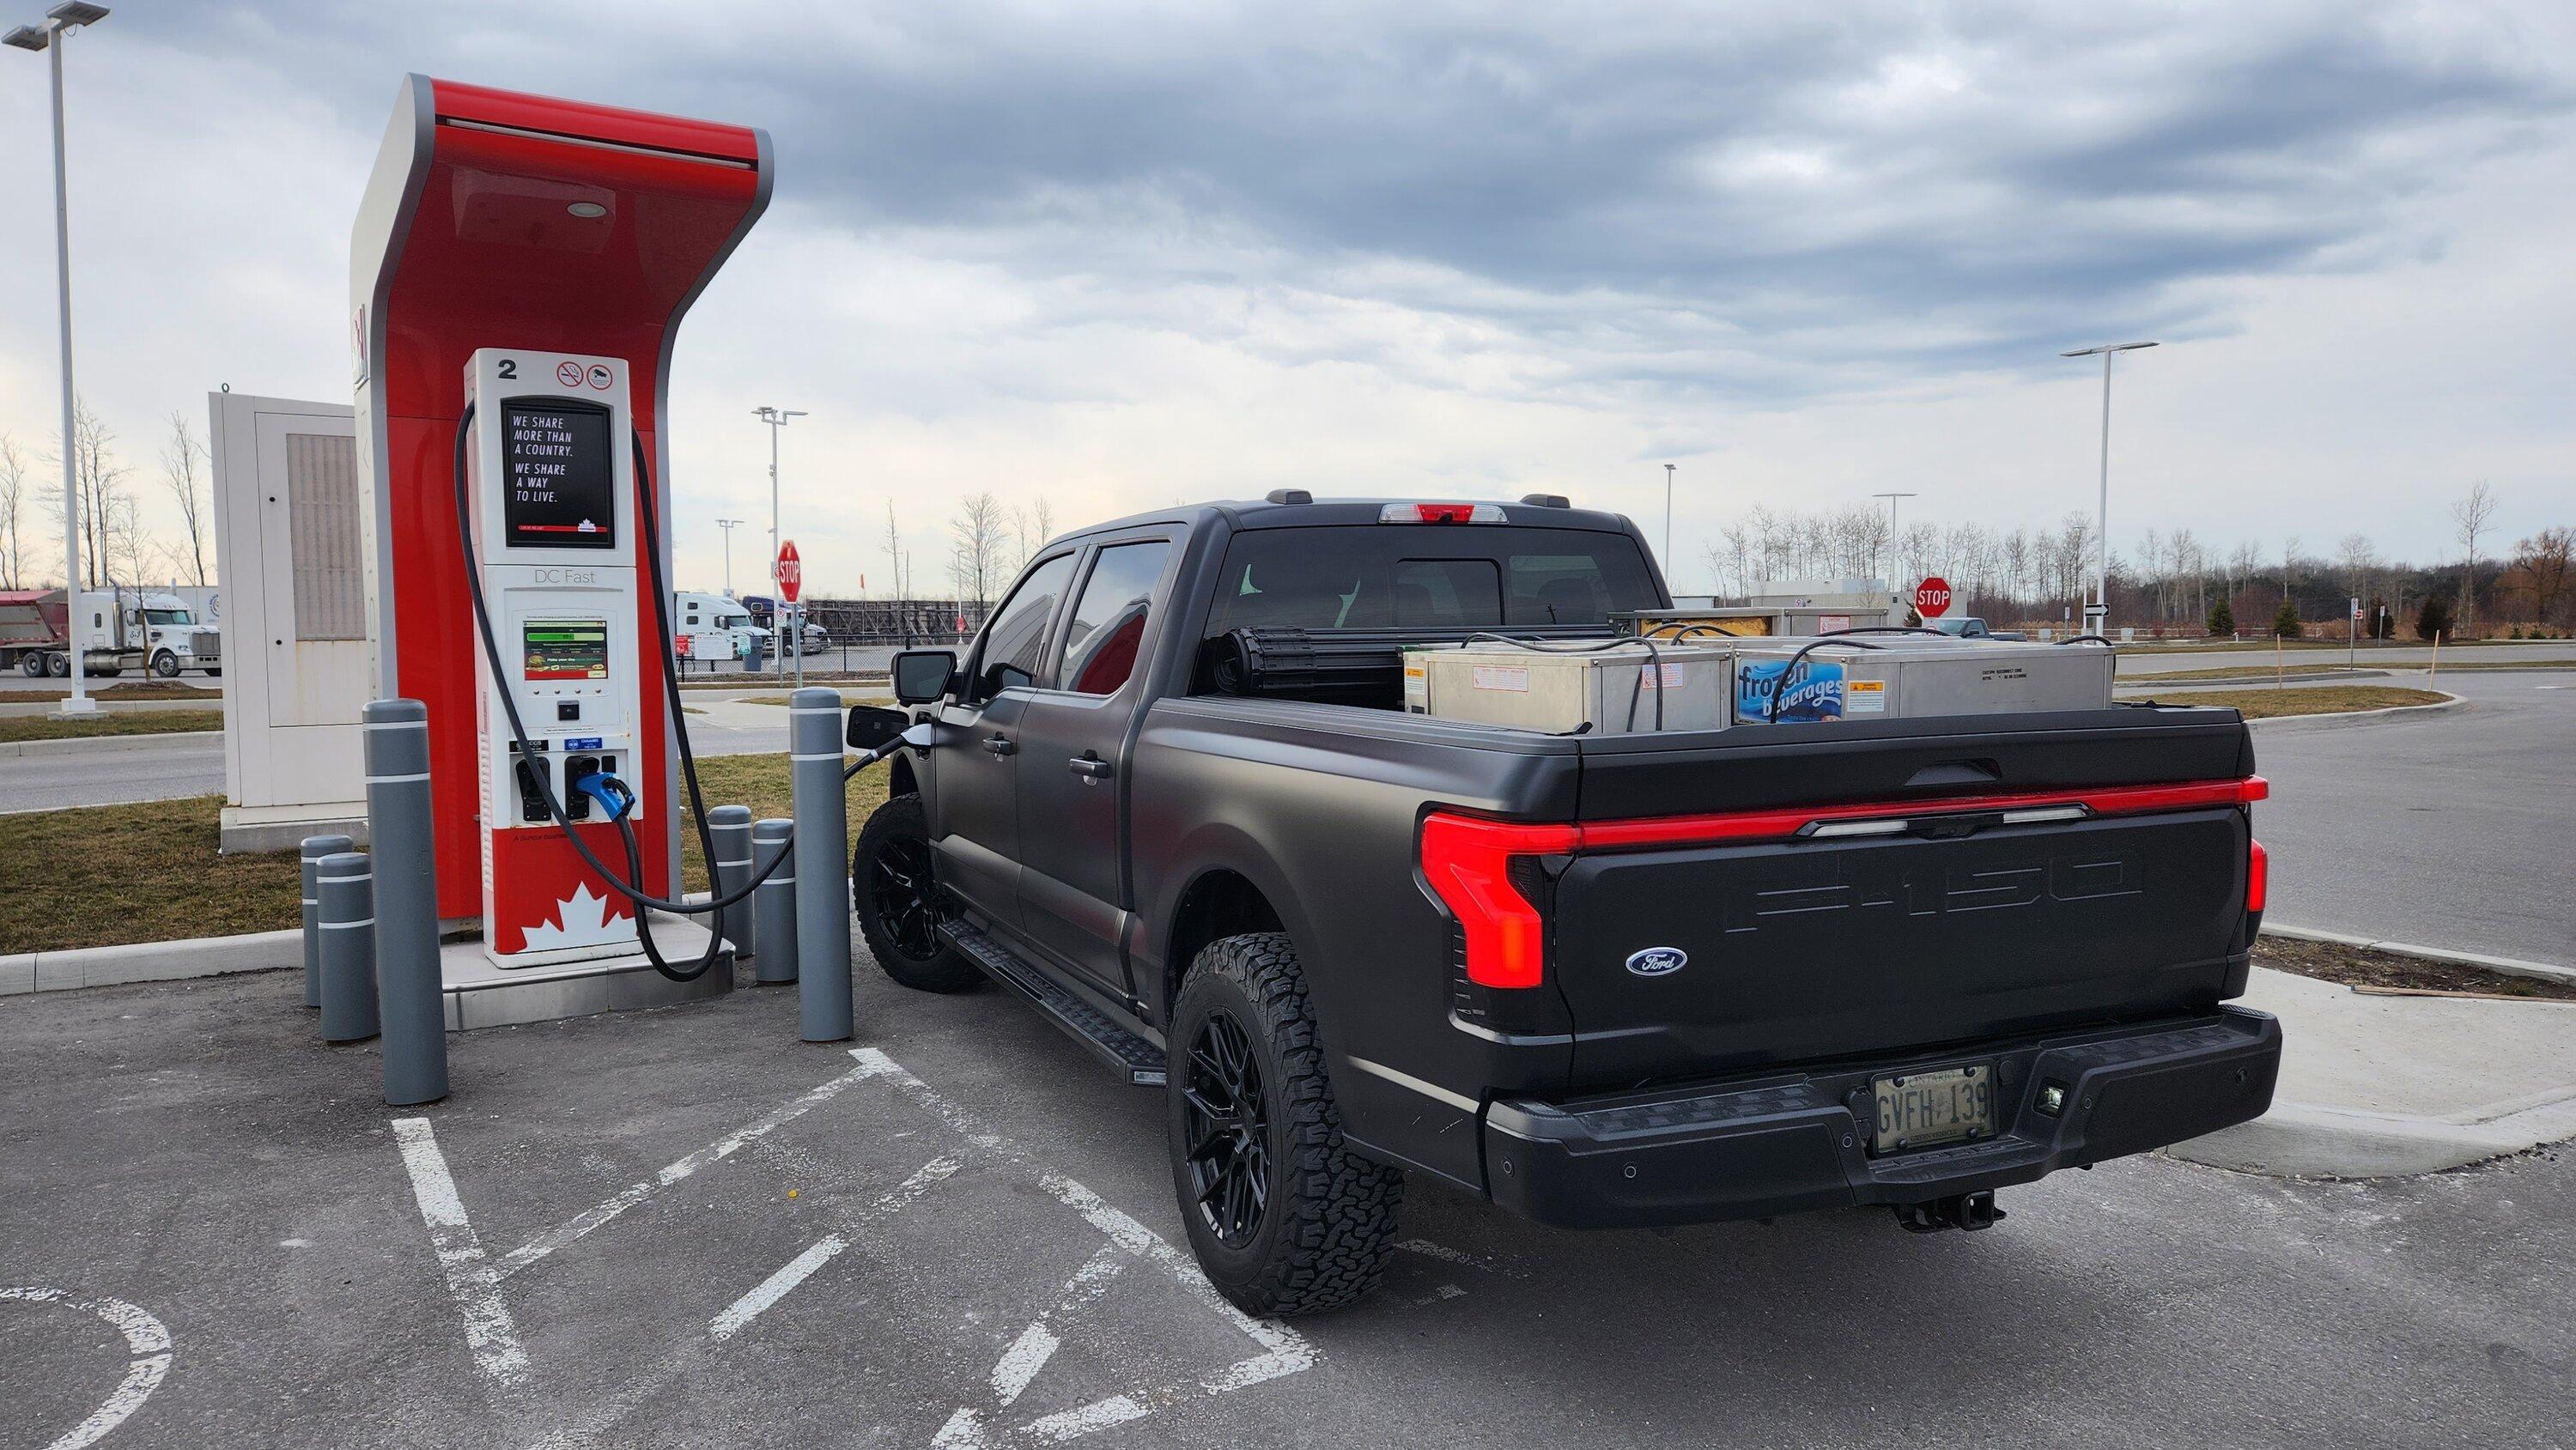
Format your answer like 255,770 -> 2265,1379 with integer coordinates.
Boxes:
1662,464 -> 1675,573
2060,340 -> 2158,636
1871,491 -> 1916,603
7,3 -> 110,717
715,518 -> 744,596
751,406 -> 805,679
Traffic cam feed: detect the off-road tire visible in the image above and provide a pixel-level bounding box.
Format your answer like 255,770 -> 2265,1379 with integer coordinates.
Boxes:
1168,931 -> 1404,1316
852,793 -> 981,992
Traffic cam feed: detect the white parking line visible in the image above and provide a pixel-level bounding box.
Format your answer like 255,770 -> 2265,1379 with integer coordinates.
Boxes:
491,1054 -> 896,1283
0,1287 -> 173,1450
707,1153 -> 961,1341
391,1119 -> 531,1391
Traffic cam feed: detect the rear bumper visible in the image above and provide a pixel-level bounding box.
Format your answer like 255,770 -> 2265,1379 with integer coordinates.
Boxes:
1484,1006 -> 2281,1229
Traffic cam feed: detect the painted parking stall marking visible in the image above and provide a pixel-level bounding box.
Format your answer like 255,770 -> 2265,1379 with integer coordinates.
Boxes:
0,1287 -> 174,1450
392,1046 -> 1340,1446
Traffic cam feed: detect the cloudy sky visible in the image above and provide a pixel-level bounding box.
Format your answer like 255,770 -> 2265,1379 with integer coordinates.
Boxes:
0,1 -> 2568,597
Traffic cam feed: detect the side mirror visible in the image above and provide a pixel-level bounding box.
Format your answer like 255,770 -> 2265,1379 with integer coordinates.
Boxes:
846,704 -> 910,751
891,648 -> 957,705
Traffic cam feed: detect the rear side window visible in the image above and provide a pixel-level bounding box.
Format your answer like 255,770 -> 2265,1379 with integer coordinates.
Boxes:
1057,540 -> 1170,695
1206,525 -> 1657,637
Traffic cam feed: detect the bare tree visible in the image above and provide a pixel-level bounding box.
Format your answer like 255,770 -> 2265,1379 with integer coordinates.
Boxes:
947,491 -> 1008,609
2451,481 -> 2497,632
0,434 -> 27,590
881,501 -> 913,603
2335,533 -> 2377,625
55,397 -> 132,589
159,412 -> 212,585
2281,535 -> 2300,604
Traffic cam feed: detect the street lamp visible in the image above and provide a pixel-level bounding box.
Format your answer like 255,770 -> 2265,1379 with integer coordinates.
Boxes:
7,2 -> 111,717
2060,340 -> 2159,636
715,518 -> 744,596
1870,491 -> 1917,600
750,405 -> 805,679
1662,463 -> 1675,573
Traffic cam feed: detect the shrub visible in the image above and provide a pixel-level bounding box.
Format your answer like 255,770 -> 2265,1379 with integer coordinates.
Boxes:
2272,599 -> 2302,639
2416,596 -> 2455,640
2208,598 -> 2235,636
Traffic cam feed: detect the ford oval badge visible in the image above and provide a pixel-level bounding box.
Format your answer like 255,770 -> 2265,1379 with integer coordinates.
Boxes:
1625,946 -> 1687,977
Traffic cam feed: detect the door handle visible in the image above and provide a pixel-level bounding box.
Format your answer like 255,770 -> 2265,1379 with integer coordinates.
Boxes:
982,734 -> 1017,756
1067,754 -> 1113,780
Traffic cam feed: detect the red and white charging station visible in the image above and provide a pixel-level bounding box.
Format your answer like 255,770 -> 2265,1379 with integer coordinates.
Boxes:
349,76 -> 770,983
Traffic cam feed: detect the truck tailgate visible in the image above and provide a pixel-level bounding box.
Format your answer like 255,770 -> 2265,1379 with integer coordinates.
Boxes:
1552,708 -> 2259,1085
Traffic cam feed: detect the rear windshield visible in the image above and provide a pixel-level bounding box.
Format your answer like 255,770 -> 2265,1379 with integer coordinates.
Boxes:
1204,525 -> 1660,637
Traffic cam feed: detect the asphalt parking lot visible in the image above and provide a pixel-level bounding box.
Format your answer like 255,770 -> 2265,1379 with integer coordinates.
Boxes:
6,954 -> 2572,1449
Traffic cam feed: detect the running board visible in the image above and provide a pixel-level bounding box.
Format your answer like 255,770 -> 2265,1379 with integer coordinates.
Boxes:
942,924 -> 1167,1087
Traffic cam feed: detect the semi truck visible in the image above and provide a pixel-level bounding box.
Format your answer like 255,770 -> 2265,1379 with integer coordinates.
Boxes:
842,494 -> 2281,1316
1,587 -> 222,678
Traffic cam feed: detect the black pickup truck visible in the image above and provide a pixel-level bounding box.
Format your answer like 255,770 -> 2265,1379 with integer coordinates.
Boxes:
845,494 -> 2281,1315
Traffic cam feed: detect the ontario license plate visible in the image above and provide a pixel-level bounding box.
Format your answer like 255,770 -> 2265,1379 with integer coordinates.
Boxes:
1871,1064 -> 1996,1154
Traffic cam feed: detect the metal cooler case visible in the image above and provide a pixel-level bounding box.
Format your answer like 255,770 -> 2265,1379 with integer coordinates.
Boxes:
1406,640 -> 1736,734
1732,638 -> 2114,725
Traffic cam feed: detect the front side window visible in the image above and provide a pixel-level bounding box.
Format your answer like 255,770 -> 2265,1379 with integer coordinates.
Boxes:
974,553 -> 1078,698
1057,541 -> 1171,695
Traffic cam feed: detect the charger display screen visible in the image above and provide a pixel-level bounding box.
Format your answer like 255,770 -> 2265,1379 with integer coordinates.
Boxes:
524,620 -> 610,681
501,397 -> 615,549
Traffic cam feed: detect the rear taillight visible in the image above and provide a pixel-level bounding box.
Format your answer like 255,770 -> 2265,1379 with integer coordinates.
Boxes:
1379,502 -> 1506,524
1419,812 -> 1577,988
2247,838 -> 2269,913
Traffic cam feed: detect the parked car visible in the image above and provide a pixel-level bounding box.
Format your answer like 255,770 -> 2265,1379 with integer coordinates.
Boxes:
1922,615 -> 2026,641
846,494 -> 2280,1314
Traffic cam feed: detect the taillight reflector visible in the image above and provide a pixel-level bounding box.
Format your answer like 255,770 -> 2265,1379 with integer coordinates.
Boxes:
2247,839 -> 2269,913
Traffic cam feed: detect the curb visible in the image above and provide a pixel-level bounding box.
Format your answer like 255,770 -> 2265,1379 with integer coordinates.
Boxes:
0,891 -> 726,998
2170,1090 -> 2576,1179
2239,690 -> 2463,726
0,928 -> 299,997
2123,669 -> 2391,687
0,730 -> 222,758
2262,922 -> 2574,985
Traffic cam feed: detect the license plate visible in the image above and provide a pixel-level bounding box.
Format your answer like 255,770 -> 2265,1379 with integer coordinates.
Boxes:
1871,1064 -> 1996,1153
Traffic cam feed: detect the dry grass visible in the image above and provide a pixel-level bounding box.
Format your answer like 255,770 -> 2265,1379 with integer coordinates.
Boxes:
2256,936 -> 2576,1001
0,795 -> 299,954
2116,685 -> 2446,719
8,681 -> 223,701
0,709 -> 224,743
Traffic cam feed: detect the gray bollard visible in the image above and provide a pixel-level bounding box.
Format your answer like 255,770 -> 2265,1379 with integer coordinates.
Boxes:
751,818 -> 798,986
365,699 -> 447,1106
300,834 -> 353,1010
789,688 -> 852,1041
708,804 -> 756,961
317,852 -> 379,1044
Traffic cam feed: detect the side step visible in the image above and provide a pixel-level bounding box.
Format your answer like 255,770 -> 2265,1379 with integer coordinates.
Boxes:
942,924 -> 1167,1087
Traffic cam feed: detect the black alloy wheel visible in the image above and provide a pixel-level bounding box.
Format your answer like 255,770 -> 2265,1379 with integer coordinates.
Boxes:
1182,1009 -> 1271,1247
870,833 -> 944,962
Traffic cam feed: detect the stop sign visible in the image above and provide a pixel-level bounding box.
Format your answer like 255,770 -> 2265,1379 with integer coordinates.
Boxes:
1914,576 -> 1953,619
776,540 -> 803,604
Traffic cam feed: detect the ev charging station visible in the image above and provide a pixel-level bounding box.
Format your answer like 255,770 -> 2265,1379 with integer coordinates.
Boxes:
349,76 -> 774,1021
461,348 -> 646,965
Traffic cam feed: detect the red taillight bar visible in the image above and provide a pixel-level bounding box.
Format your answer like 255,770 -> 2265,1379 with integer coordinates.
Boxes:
1420,776 -> 2265,989
2247,839 -> 2269,913
1419,813 -> 1577,989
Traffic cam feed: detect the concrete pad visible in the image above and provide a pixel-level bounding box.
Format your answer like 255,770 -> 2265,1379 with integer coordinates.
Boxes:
2172,968 -> 2576,1177
0,953 -> 31,995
